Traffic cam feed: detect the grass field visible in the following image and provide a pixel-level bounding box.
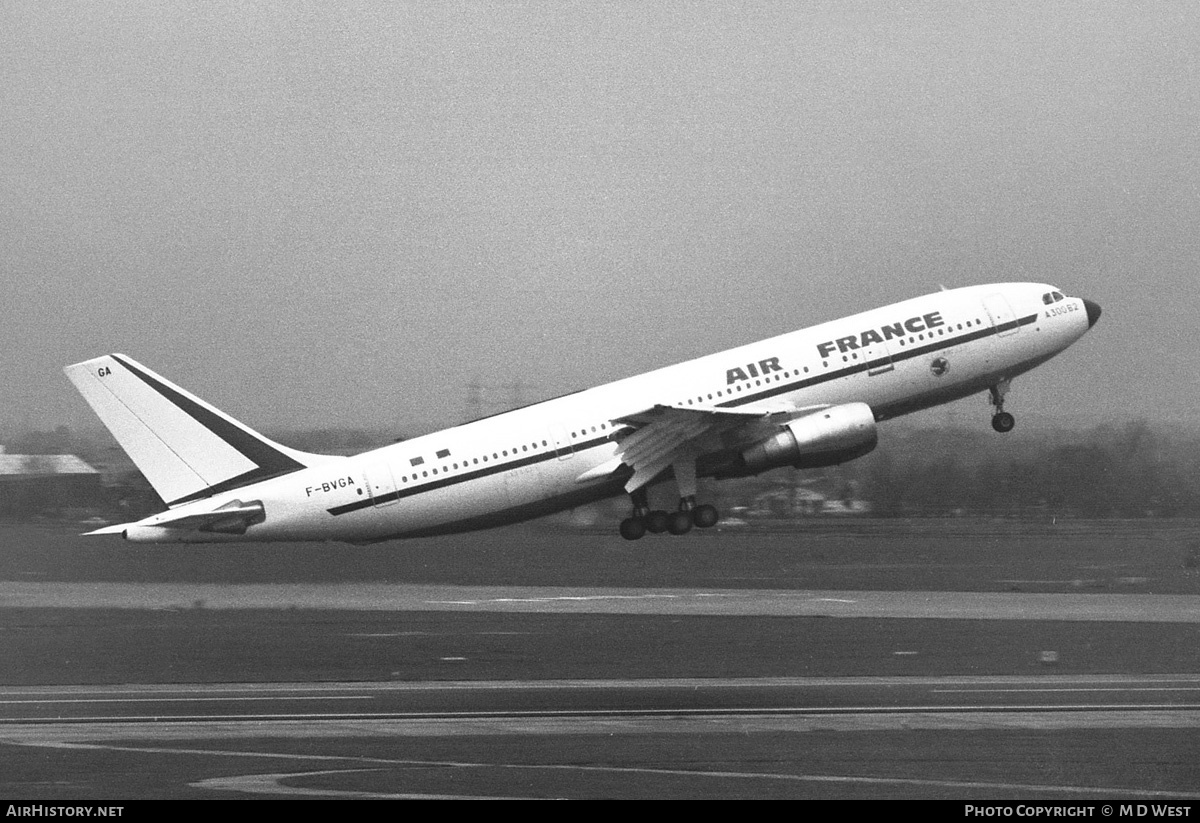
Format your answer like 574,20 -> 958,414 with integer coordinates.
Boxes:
1,517 -> 1199,593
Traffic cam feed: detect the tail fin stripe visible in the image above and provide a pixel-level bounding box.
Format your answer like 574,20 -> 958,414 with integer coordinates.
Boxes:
111,355 -> 305,504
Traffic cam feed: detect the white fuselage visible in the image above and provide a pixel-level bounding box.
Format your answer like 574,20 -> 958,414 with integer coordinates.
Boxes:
141,282 -> 1095,542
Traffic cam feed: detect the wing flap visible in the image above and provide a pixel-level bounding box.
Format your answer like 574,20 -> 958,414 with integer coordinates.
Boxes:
612,404 -> 770,493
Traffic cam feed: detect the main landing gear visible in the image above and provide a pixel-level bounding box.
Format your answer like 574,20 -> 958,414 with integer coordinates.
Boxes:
619,488 -> 719,540
989,378 -> 1016,433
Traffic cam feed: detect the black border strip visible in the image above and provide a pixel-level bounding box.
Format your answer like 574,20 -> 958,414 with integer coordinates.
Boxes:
113,355 -> 306,505
327,313 -> 1038,518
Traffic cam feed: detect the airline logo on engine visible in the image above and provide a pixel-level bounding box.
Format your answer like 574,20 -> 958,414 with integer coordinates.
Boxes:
816,311 -> 945,359
726,357 -> 783,385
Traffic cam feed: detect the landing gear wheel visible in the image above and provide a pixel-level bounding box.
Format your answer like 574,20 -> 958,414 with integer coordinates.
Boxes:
667,510 -> 694,535
692,504 -> 719,529
619,518 -> 646,541
645,510 -> 670,534
991,411 -> 1015,433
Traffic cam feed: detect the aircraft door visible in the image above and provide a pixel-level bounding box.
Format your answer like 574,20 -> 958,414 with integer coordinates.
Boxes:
364,463 -> 398,507
862,340 -> 895,376
549,424 -> 574,460
983,294 -> 1020,337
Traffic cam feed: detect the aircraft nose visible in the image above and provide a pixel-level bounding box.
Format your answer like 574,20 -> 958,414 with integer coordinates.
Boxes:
1082,298 -> 1102,328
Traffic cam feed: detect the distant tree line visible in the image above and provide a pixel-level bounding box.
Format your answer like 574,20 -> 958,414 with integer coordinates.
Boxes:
5,420 -> 1200,521
861,421 -> 1200,518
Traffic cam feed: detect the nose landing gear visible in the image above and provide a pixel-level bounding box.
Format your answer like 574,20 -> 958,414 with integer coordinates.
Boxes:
989,379 -> 1016,433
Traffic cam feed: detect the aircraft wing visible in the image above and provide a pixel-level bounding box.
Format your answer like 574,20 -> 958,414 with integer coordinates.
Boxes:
598,402 -> 827,493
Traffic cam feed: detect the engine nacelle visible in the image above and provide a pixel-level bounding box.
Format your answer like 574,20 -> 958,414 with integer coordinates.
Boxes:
736,402 -> 878,475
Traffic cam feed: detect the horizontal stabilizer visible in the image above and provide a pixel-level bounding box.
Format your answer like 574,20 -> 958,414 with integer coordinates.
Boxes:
83,523 -> 130,536
84,499 -> 266,538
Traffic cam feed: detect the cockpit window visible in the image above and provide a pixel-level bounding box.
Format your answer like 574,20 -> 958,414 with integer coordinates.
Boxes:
1043,293 -> 1053,305
1052,291 -> 1064,302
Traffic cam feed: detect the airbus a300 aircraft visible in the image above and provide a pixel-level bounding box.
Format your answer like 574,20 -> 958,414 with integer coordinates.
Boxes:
66,283 -> 1099,542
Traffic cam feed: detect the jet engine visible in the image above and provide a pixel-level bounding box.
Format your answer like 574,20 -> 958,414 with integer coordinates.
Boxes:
708,402 -> 878,478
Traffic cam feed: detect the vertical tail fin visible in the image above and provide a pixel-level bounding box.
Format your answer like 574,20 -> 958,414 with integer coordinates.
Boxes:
64,354 -> 326,506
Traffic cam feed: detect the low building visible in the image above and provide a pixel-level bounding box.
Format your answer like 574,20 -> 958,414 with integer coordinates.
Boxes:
0,446 -> 105,517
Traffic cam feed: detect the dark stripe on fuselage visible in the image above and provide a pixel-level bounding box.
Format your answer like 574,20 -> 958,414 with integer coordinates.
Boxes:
327,434 -> 617,516
326,312 -> 1039,517
716,313 -> 1038,409
112,355 -> 307,505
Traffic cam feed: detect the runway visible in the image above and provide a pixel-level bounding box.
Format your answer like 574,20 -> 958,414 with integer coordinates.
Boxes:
5,522 -> 1200,798
4,676 -> 1200,799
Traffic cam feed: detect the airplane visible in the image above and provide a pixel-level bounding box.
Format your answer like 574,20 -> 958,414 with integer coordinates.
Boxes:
65,282 -> 1100,543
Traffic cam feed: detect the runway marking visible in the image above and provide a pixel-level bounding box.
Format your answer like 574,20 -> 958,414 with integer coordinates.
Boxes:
9,704 -> 1200,724
933,687 -> 1200,694
31,740 -> 1200,800
426,594 -> 694,605
424,593 -> 860,606
349,631 -> 531,637
0,696 -> 370,705
197,768 -> 535,800
3,675 -> 1200,698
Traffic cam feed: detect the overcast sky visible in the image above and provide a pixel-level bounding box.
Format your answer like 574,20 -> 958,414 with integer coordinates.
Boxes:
3,1 -> 1197,438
